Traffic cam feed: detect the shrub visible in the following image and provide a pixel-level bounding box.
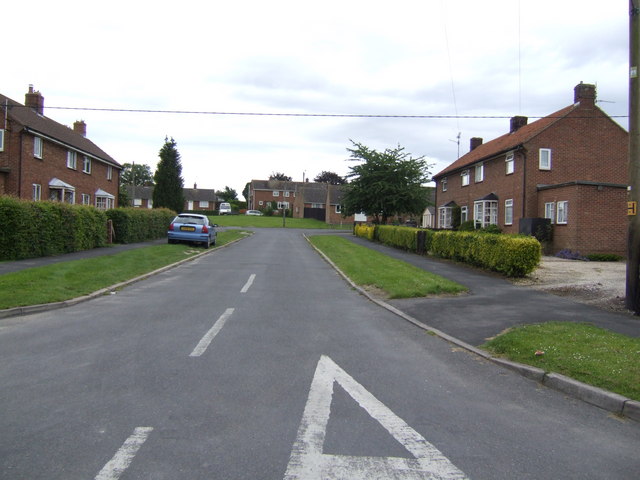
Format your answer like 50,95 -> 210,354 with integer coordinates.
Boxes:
376,225 -> 419,251
585,253 -> 623,262
354,224 -> 376,240
458,220 -> 475,231
106,208 -> 175,244
555,249 -> 588,261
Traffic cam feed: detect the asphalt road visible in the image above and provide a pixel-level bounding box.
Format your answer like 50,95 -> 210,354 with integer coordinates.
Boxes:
1,229 -> 639,479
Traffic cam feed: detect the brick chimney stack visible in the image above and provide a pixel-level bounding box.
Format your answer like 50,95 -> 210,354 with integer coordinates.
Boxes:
73,120 -> 87,137
25,85 -> 44,115
510,115 -> 528,133
470,137 -> 483,151
574,82 -> 596,106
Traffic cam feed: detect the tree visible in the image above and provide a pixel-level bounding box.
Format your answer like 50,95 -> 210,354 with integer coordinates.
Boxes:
219,186 -> 238,202
242,182 -> 251,202
269,172 -> 292,181
120,163 -> 154,186
314,171 -> 346,185
152,137 -> 185,213
342,141 -> 431,224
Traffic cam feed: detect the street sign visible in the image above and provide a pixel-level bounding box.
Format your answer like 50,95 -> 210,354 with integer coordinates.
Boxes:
628,201 -> 637,216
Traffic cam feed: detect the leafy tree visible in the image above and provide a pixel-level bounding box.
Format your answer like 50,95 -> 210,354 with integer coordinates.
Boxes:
152,137 -> 185,213
219,186 -> 238,202
120,163 -> 154,186
342,141 -> 431,224
242,182 -> 251,202
314,171 -> 346,185
269,172 -> 292,181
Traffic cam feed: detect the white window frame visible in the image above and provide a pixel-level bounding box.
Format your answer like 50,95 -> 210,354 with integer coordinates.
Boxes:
67,150 -> 77,169
133,198 -> 142,207
82,156 -> 91,174
438,206 -> 453,229
335,204 -> 342,213
32,184 -> 41,201
0,129 -> 4,151
50,187 -> 75,204
557,201 -> 568,224
96,196 -> 114,210
284,191 -> 290,197
505,153 -> 515,175
475,163 -> 484,183
461,170 -> 470,186
199,200 -> 209,208
273,191 -> 280,197
277,201 -> 290,210
544,202 -> 555,224
505,199 -> 513,225
460,206 -> 468,223
311,203 -> 324,209
258,200 -> 264,206
81,193 -> 91,205
539,148 -> 551,170
107,165 -> 113,180
441,178 -> 447,192
474,200 -> 498,228
34,136 -> 43,159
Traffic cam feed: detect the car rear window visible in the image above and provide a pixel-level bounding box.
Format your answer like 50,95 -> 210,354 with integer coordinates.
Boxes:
175,215 -> 206,225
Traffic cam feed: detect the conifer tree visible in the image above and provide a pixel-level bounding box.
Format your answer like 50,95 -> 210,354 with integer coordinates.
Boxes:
153,137 -> 185,213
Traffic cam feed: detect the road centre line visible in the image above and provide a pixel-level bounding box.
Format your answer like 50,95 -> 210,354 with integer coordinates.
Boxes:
241,273 -> 256,293
94,427 -> 153,480
189,308 -> 235,357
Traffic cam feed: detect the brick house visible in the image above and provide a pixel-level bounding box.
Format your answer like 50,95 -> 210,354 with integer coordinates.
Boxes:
432,83 -> 628,256
125,184 -> 220,211
0,86 -> 122,209
248,179 -> 355,224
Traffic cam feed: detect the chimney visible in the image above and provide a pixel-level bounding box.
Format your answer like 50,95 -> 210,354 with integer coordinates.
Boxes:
194,182 -> 197,189
470,137 -> 483,151
25,84 -> 44,115
73,120 -> 87,137
510,115 -> 528,133
574,82 -> 596,106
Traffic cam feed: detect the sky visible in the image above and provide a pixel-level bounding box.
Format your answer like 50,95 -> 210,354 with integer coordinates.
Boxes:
3,0 -> 630,200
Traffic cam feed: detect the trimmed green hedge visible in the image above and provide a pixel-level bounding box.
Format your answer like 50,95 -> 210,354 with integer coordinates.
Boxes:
106,208 -> 176,244
352,223 -> 541,277
0,196 -> 108,260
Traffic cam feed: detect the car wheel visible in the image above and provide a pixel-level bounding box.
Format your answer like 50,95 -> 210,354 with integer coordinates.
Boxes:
204,239 -> 210,249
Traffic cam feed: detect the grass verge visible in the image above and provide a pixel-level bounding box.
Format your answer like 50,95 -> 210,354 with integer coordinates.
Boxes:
0,230 -> 249,310
483,322 -> 640,401
309,235 -> 466,299
213,215 -> 352,229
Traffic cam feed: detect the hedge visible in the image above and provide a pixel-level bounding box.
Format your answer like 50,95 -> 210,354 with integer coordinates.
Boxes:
106,208 -> 176,244
0,196 -> 108,261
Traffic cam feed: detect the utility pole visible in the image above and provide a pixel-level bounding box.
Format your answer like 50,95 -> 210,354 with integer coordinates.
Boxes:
626,1 -> 640,313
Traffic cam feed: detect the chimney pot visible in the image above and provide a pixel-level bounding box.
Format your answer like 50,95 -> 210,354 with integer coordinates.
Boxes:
25,85 -> 44,115
574,82 -> 596,106
73,120 -> 87,137
510,116 -> 528,133
470,137 -> 483,151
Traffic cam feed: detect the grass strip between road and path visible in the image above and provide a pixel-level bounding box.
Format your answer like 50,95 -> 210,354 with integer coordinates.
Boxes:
213,216 -> 352,229
483,322 -> 640,401
0,230 -> 250,310
308,235 -> 466,299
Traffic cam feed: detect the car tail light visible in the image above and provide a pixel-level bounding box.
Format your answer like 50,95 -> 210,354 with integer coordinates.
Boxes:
169,223 -> 174,231
202,225 -> 209,233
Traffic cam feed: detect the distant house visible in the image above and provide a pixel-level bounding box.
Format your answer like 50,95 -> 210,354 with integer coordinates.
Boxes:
432,83 -> 628,256
125,184 -> 220,212
0,85 -> 122,209
247,179 -> 354,224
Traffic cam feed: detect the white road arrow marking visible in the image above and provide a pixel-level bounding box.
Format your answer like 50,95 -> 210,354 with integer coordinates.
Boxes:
95,427 -> 153,480
189,308 -> 235,357
284,356 -> 468,480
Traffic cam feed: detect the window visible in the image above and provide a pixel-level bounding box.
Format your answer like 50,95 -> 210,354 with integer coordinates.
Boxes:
32,184 -> 41,201
82,156 -> 91,174
505,199 -> 513,225
67,150 -> 77,169
34,136 -> 43,159
277,201 -> 290,210
441,178 -> 447,192
557,201 -> 568,224
284,191 -> 290,197
461,170 -> 470,186
82,194 -> 91,205
50,188 -> 75,204
505,153 -> 514,175
460,206 -> 468,223
475,163 -> 484,182
438,206 -> 454,229
335,204 -> 342,213
199,200 -> 209,208
96,196 -> 115,210
539,148 -> 551,170
474,200 -> 498,228
544,202 -> 555,224
107,165 -> 113,180
259,200 -> 264,206
133,198 -> 142,207
311,203 -> 324,208
0,129 -> 4,151
273,191 -> 280,197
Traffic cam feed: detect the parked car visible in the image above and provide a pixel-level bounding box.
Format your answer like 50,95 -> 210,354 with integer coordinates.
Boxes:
245,210 -> 263,216
168,213 -> 217,248
219,202 -> 232,215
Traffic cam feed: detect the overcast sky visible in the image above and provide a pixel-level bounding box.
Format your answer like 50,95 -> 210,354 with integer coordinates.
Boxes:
4,0 -> 630,199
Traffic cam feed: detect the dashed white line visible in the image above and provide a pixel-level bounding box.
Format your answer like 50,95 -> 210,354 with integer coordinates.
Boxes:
95,427 -> 153,480
189,308 -> 235,357
241,273 -> 256,293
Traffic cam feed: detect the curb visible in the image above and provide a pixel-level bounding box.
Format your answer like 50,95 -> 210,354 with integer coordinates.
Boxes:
0,234 -> 251,320
304,234 -> 640,423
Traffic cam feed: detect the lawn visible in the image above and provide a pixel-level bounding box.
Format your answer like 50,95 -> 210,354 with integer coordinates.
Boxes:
483,322 -> 640,401
213,215 -> 352,229
0,230 -> 249,310
308,235 -> 466,299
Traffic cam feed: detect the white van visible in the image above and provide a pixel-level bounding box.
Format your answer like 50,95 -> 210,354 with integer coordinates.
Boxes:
219,202 -> 232,215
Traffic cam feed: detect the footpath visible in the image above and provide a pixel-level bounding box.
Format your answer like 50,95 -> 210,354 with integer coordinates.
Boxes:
2,233 -> 640,422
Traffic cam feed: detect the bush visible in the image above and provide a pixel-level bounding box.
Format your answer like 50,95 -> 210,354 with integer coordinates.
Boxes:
585,253 -> 624,262
0,196 -> 108,261
376,225 -> 419,251
555,249 -> 588,261
458,220 -> 475,231
354,224 -> 375,240
106,208 -> 176,244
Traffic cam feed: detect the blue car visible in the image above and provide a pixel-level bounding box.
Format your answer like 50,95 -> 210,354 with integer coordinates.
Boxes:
168,213 -> 217,248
